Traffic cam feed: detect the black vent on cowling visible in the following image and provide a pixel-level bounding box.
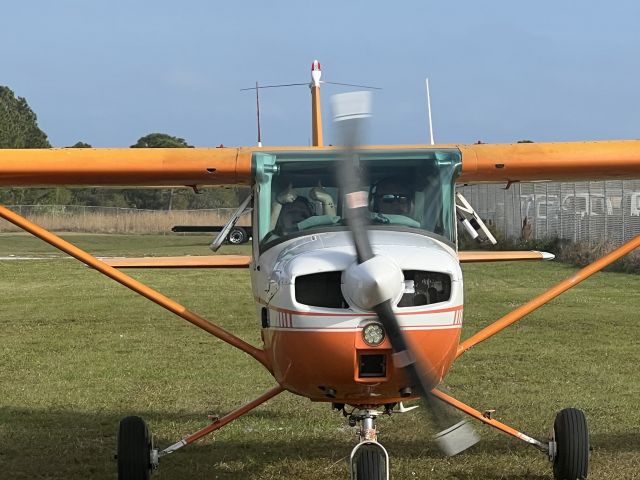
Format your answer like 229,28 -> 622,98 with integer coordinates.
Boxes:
358,354 -> 386,378
398,270 -> 451,307
295,271 -> 348,308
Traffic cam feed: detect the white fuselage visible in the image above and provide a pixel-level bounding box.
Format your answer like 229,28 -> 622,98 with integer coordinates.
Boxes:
250,230 -> 464,403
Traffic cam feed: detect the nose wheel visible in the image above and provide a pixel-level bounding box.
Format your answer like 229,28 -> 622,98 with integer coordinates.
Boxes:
352,443 -> 387,480
348,409 -> 390,480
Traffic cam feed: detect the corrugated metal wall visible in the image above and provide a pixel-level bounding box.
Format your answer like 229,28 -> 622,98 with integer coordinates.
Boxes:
457,180 -> 640,246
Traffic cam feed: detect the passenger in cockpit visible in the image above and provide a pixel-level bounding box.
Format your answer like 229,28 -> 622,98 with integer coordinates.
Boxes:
309,182 -> 336,216
271,183 -> 314,235
270,181 -> 338,236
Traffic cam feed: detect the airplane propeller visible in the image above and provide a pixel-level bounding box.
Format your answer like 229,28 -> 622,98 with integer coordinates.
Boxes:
331,92 -> 479,456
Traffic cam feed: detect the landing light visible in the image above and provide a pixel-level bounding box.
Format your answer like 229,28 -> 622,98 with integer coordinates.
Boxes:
362,323 -> 385,347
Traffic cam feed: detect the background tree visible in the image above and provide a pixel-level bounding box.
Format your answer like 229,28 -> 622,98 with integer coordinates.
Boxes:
130,133 -> 192,148
0,86 -> 50,149
0,86 -> 61,205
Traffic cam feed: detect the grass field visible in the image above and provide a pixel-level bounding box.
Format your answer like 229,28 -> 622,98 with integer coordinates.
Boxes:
0,233 -> 639,479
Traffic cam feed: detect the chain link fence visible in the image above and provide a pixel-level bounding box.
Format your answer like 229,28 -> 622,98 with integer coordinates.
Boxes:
5,184 -> 640,244
458,180 -> 640,247
0,205 -> 249,234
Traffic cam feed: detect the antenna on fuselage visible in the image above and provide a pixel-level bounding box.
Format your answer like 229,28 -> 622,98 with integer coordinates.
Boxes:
255,81 -> 262,147
426,78 -> 435,145
240,61 -> 379,147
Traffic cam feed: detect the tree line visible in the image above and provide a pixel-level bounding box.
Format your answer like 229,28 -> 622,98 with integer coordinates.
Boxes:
0,86 -> 248,209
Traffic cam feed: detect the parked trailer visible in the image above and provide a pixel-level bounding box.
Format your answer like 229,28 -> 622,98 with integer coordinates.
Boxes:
171,225 -> 253,244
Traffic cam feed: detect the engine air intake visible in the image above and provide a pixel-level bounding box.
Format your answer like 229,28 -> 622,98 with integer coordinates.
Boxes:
398,270 -> 451,307
295,271 -> 348,308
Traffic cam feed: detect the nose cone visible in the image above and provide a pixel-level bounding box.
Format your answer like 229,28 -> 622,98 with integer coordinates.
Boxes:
342,255 -> 404,310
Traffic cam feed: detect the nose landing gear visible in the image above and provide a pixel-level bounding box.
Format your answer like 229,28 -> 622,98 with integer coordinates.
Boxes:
347,409 -> 389,480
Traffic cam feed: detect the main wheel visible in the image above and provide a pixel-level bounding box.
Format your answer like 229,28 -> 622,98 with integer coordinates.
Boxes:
355,444 -> 385,480
117,416 -> 153,480
228,227 -> 247,244
552,408 -> 589,480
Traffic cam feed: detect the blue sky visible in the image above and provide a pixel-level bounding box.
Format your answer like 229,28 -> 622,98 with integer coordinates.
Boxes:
2,1 -> 639,147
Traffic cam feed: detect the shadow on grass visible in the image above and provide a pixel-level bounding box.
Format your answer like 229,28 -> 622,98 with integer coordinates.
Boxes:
0,406 -> 637,479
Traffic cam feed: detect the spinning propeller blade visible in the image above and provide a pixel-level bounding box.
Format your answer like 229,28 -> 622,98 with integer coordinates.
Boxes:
331,92 -> 479,456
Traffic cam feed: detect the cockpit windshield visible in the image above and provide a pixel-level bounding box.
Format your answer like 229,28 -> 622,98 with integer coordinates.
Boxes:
254,149 -> 461,251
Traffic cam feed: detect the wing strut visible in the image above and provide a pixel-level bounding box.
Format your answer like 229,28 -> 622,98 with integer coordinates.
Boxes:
456,234 -> 640,358
159,385 -> 284,457
0,204 -> 271,372
431,388 -> 548,452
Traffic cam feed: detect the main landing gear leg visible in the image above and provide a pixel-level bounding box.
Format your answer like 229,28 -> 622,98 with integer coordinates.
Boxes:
116,385 -> 284,480
431,389 -> 589,480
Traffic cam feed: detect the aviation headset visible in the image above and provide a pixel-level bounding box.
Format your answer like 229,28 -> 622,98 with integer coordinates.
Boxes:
369,177 -> 415,212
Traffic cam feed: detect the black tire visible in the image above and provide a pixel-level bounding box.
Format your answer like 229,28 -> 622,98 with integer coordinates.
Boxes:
117,416 -> 153,480
355,444 -> 385,480
228,227 -> 247,244
553,408 -> 589,480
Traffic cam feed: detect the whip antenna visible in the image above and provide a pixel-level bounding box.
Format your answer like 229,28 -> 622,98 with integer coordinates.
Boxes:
256,81 -> 262,147
426,78 -> 435,145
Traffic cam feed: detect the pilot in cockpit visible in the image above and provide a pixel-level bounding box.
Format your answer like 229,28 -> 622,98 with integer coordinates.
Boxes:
369,176 -> 415,216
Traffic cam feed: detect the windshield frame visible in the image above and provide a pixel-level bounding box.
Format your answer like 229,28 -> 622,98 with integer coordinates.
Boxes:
253,148 -> 461,253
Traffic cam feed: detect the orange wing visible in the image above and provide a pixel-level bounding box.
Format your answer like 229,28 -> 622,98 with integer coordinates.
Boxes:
0,147 -> 253,186
101,255 -> 251,268
457,140 -> 640,183
1,141 -> 639,187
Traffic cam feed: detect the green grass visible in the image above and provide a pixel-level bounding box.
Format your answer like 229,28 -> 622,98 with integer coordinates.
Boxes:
0,233 -> 639,479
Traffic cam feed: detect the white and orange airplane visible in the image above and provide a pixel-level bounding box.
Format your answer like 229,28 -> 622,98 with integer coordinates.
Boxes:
1,61 -> 639,480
